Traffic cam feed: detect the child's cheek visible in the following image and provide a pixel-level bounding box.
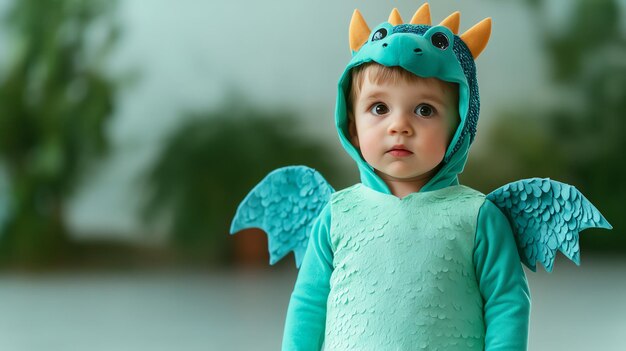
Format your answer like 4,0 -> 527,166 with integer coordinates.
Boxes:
423,128 -> 450,161
359,131 -> 381,163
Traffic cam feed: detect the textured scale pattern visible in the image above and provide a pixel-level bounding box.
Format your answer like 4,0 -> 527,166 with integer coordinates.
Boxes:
393,24 -> 479,162
230,166 -> 334,267
486,178 -> 612,272
325,184 -> 486,350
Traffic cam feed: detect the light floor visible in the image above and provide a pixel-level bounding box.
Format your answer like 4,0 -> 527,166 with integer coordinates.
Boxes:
0,256 -> 624,351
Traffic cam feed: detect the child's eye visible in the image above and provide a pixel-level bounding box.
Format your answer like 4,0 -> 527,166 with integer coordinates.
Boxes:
370,103 -> 389,116
414,104 -> 435,117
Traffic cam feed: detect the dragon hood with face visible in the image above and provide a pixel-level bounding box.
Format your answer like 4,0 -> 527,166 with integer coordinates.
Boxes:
336,5 -> 491,194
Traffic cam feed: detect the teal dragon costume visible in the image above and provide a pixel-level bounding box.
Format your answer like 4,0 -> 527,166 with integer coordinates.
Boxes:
230,4 -> 612,350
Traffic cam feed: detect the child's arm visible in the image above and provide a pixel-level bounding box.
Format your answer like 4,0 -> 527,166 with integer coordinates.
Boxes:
282,203 -> 334,351
474,199 -> 531,351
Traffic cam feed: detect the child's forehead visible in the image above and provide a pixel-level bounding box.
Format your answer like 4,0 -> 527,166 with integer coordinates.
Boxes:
360,65 -> 457,99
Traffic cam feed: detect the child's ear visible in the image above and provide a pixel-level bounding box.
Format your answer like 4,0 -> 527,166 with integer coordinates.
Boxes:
348,116 -> 360,148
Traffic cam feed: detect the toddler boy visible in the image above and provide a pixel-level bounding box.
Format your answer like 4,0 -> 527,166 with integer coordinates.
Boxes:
282,5 -> 530,351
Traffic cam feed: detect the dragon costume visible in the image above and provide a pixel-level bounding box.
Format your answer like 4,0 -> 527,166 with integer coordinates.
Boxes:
230,4 -> 612,350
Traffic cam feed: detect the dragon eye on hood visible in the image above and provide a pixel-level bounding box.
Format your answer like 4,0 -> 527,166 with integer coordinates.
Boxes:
431,32 -> 449,50
371,28 -> 387,42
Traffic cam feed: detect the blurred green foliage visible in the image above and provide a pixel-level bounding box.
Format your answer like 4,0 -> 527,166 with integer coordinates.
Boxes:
0,0 -> 120,267
466,0 -> 625,252
142,104 -> 346,265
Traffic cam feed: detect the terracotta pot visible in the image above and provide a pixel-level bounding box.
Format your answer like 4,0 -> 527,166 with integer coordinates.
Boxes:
232,228 -> 270,267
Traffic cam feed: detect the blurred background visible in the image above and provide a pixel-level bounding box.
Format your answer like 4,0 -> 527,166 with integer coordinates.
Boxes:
0,0 -> 624,349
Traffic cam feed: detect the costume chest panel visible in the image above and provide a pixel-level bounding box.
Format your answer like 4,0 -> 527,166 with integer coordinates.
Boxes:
324,184 -> 486,350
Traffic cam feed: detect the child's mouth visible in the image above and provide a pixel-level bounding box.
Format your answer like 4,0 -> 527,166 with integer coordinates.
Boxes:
387,145 -> 413,157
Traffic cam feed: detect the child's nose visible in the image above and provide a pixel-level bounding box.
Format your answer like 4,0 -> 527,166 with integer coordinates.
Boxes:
387,113 -> 414,136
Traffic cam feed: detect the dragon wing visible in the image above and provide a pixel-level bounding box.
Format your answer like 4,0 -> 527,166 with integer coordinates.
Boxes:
230,166 -> 334,268
486,178 -> 612,272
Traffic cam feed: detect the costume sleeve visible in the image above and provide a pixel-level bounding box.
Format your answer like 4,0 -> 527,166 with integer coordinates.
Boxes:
281,203 -> 333,351
474,199 -> 531,351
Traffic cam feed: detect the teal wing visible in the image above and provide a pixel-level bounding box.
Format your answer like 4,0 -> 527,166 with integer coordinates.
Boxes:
230,166 -> 334,267
486,178 -> 612,272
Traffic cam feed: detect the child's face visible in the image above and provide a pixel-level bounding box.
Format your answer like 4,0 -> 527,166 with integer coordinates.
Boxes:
349,75 -> 457,181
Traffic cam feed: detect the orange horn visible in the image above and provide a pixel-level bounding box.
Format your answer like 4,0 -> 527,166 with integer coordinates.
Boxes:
460,17 -> 492,59
410,3 -> 432,25
388,8 -> 403,26
349,9 -> 371,52
439,11 -> 460,35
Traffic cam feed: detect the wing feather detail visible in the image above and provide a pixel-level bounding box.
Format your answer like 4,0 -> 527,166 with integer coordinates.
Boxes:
230,166 -> 334,267
487,178 -> 612,272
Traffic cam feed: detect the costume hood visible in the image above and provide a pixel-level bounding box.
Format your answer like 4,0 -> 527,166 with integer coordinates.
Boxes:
335,4 -> 491,194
